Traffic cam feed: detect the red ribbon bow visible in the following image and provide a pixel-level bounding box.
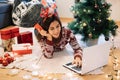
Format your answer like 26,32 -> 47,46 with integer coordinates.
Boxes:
40,0 -> 57,18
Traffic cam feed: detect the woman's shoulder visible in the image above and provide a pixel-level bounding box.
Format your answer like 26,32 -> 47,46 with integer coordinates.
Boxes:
62,27 -> 72,36
62,27 -> 72,33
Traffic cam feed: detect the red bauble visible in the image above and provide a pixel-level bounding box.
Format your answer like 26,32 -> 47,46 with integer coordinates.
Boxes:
10,57 -> 14,62
0,57 -> 3,64
4,53 -> 10,57
6,56 -> 12,63
2,59 -> 8,66
1,53 -> 15,66
94,4 -> 98,8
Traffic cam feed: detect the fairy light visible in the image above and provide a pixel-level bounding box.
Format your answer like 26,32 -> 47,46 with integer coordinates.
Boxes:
32,64 -> 40,70
31,64 -> 40,77
106,35 -> 120,80
22,74 -> 32,80
31,71 -> 39,77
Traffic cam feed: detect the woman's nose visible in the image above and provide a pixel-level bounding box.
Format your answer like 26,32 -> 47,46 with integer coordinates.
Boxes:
54,28 -> 58,33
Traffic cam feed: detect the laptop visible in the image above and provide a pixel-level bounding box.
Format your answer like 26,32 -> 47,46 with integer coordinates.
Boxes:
63,41 -> 111,75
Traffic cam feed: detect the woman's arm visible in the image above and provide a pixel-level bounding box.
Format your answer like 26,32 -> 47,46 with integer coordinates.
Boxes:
68,30 -> 83,59
39,39 -> 54,59
34,23 -> 54,58
68,29 -> 83,66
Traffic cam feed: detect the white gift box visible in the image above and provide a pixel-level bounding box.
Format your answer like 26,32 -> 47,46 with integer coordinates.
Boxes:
12,43 -> 32,55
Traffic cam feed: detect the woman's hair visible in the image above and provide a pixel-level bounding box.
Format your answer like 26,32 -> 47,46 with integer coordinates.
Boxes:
39,15 -> 62,31
34,15 -> 62,43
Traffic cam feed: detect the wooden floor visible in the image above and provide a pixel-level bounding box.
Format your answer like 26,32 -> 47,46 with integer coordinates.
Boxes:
0,20 -> 120,80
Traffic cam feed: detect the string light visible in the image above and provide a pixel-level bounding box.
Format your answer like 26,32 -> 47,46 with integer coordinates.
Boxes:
106,34 -> 120,80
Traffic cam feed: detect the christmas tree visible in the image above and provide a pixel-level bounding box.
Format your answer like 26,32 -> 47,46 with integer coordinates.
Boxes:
68,0 -> 118,41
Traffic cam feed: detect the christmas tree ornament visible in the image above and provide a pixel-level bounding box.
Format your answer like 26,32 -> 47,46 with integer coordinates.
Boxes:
88,33 -> 92,38
94,4 -> 98,8
79,26 -> 83,30
72,11 -> 75,14
0,53 -> 15,66
97,19 -> 102,23
107,17 -> 112,21
82,22 -> 87,26
76,11 -> 79,14
93,28 -> 95,31
0,56 -> 3,64
99,9 -> 101,12
102,3 -> 106,8
105,37 -> 109,41
93,18 -> 95,21
104,2 -> 107,6
74,14 -> 78,18
83,9 -> 87,12
87,9 -> 91,14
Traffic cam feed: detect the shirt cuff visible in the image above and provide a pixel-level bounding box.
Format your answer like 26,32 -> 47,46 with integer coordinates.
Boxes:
74,55 -> 82,60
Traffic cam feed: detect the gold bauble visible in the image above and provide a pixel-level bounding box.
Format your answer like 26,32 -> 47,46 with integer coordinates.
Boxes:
88,33 -> 92,38
83,23 -> 87,26
107,17 -> 112,21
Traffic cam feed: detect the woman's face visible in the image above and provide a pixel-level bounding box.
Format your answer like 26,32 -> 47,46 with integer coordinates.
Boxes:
48,20 -> 61,39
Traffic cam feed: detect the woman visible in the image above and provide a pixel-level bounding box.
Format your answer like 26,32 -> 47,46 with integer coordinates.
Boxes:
34,15 -> 83,67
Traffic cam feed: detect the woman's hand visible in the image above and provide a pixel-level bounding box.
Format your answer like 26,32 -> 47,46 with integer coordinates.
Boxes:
39,29 -> 47,36
46,33 -> 52,41
39,30 -> 52,41
34,23 -> 52,41
72,56 -> 82,67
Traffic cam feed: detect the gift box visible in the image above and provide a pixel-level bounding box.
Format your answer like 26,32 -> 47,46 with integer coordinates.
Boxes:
17,31 -> 33,45
0,26 -> 19,40
2,38 -> 15,52
12,43 -> 32,55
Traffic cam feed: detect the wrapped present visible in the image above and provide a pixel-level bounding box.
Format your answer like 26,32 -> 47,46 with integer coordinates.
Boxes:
17,31 -> 33,45
0,26 -> 19,40
12,43 -> 32,55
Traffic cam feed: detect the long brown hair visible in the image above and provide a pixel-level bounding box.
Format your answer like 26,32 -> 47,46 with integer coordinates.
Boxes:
34,15 -> 62,43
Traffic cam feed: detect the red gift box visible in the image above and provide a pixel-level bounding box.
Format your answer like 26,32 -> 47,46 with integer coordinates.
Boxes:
12,43 -> 32,55
0,26 -> 19,40
17,31 -> 33,45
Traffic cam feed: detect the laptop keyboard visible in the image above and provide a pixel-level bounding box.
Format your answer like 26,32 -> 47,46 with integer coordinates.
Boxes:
65,62 -> 81,71
71,66 -> 81,71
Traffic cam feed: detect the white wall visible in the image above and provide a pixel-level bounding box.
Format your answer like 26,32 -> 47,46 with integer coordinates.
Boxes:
56,0 -> 120,21
106,0 -> 120,21
56,0 -> 74,18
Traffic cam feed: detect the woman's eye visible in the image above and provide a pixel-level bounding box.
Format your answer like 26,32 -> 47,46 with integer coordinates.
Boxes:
56,25 -> 60,28
56,26 -> 59,28
50,28 -> 54,30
